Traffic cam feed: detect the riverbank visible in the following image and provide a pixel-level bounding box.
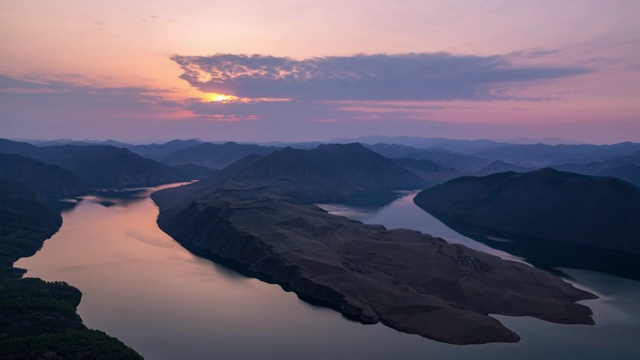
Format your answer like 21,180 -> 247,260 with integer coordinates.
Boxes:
0,179 -> 142,359
153,185 -> 596,344
17,184 -> 640,359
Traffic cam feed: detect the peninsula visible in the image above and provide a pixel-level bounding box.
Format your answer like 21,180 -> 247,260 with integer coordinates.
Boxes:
153,144 -> 596,345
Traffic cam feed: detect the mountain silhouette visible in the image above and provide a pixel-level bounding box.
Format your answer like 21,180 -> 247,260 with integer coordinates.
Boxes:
415,168 -> 640,254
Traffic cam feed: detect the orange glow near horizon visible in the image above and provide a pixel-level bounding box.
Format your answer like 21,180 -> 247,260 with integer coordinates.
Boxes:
204,93 -> 239,102
195,92 -> 291,104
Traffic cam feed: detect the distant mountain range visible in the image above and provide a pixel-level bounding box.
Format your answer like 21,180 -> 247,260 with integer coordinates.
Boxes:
7,137 -> 640,190
390,158 -> 461,186
363,140 -> 640,185
161,142 -> 280,169
164,143 -> 426,205
126,139 -> 203,161
471,160 -> 535,177
339,136 -> 511,153
247,143 -> 425,202
35,145 -> 185,188
551,151 -> 640,187
0,139 -> 187,190
414,168 -> 640,254
598,164 -> 640,188
364,143 -> 490,171
473,142 -> 640,167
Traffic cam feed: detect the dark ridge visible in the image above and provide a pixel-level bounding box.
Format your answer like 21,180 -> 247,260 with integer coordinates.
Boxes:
155,143 -> 426,208
0,179 -> 61,271
0,139 -> 187,188
0,153 -> 89,198
0,138 -> 40,158
220,143 -> 426,203
414,168 -> 640,255
35,145 -> 186,188
0,179 -> 143,359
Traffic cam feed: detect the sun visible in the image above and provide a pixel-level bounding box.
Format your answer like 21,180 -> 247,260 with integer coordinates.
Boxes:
204,93 -> 238,102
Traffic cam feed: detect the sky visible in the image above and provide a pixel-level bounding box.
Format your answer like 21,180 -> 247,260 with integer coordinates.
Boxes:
1,0 -> 639,144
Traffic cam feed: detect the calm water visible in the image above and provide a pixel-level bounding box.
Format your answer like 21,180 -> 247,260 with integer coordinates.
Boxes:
17,185 -> 640,359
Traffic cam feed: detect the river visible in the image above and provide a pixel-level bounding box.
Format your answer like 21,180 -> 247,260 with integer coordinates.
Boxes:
16,184 -> 640,359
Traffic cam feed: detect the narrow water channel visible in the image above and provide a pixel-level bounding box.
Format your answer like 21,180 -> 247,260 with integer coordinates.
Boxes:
16,184 -> 640,359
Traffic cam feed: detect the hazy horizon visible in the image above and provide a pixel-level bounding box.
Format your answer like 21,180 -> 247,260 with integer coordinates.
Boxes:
2,1 -> 639,143
6,135 -> 629,147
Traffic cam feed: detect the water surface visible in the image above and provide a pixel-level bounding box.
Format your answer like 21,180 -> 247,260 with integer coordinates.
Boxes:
17,185 -> 640,359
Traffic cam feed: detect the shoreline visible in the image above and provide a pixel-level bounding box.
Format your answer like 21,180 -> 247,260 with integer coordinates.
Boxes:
152,186 -> 597,345
0,180 -> 143,359
413,201 -> 640,282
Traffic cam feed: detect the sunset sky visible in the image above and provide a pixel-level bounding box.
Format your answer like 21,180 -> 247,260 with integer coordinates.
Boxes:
1,0 -> 639,143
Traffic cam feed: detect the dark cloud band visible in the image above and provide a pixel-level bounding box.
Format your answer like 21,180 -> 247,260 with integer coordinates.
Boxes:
171,53 -> 592,101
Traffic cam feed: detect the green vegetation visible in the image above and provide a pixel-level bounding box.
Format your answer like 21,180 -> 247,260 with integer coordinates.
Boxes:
0,179 -> 143,359
0,178 -> 61,276
0,331 -> 142,360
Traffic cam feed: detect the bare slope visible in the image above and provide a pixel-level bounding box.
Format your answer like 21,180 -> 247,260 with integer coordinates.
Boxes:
153,145 -> 596,345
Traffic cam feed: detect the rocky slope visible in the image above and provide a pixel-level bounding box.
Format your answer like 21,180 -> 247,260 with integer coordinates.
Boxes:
152,145 -> 596,345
